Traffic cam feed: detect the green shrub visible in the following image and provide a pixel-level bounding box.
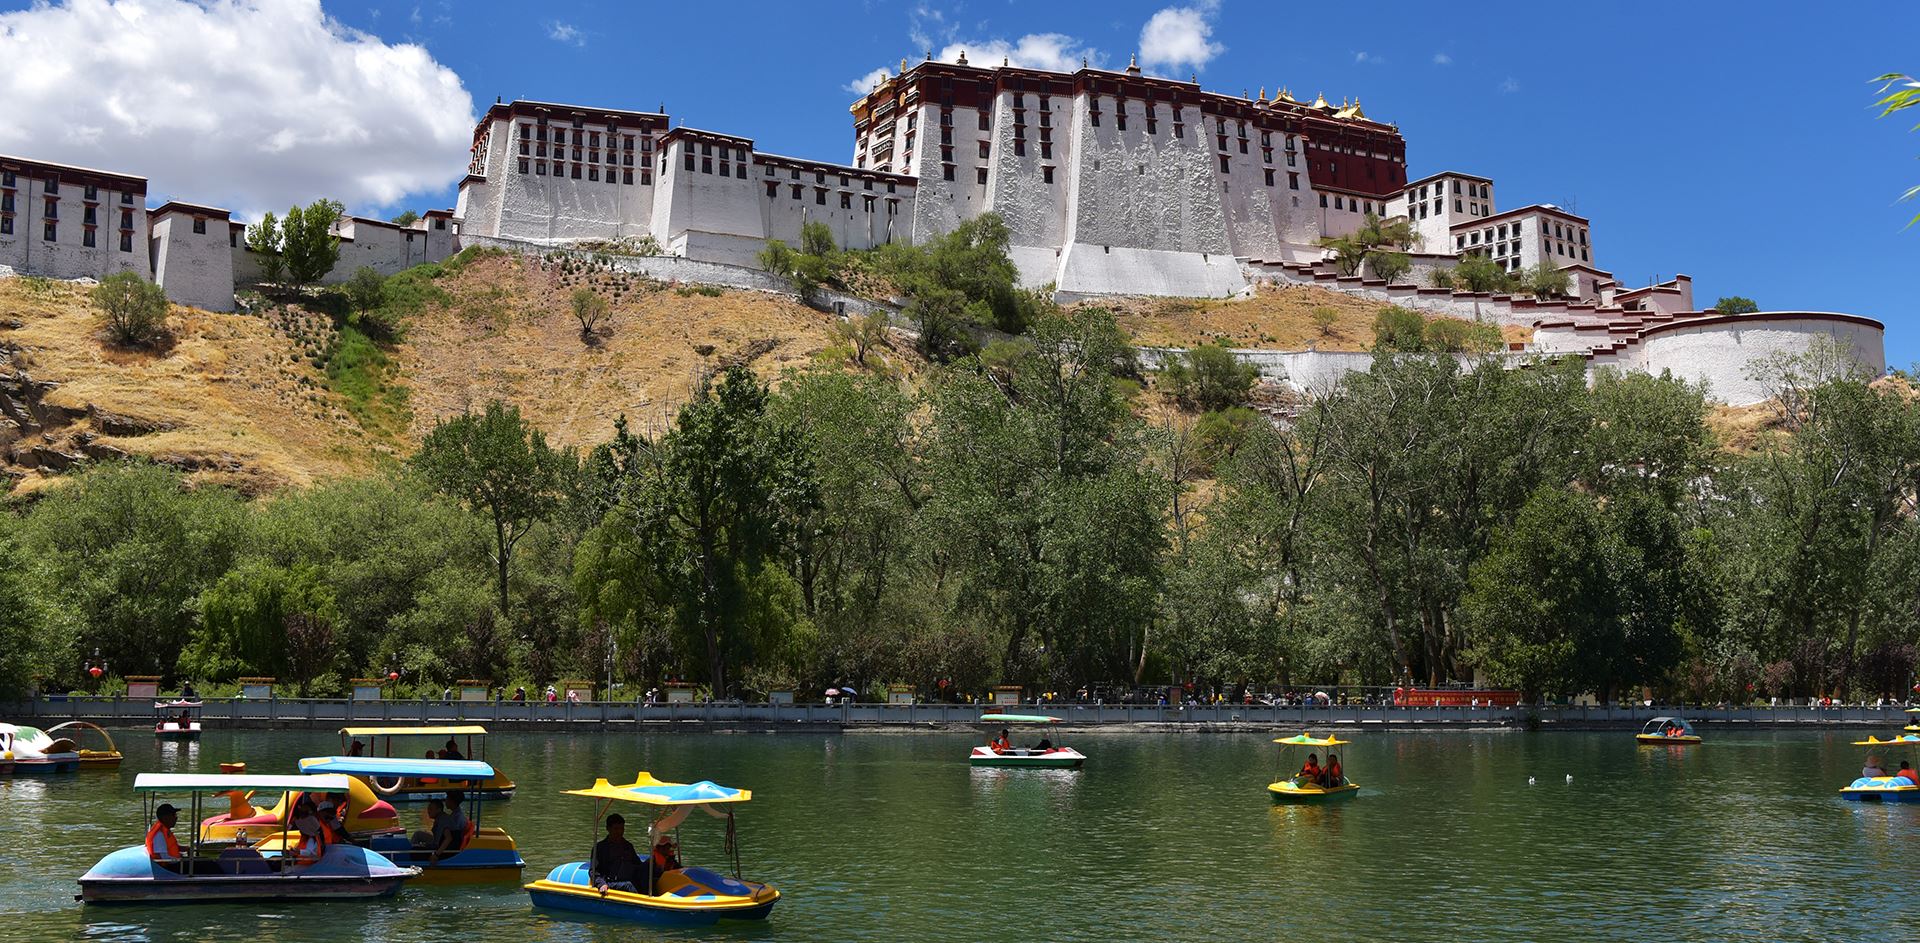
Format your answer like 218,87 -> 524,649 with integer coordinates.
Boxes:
92,271 -> 169,347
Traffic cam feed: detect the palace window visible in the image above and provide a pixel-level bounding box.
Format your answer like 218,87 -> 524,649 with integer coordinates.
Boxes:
840,192 -> 850,209
1014,140 -> 1025,156
1218,155 -> 1230,173
979,141 -> 989,158
1264,168 -> 1275,187
790,184 -> 802,199
815,188 -> 826,205
1288,172 -> 1300,190
1117,113 -> 1128,132
1043,165 -> 1054,184
1217,134 -> 1227,150
1320,194 -> 1329,208
941,146 -> 953,162
589,167 -> 599,181
979,112 -> 990,131
1174,123 -> 1184,139
84,185 -> 98,201
518,158 -> 529,174
191,217 -> 205,234
83,228 -> 96,248
120,231 -> 132,251
686,153 -> 696,171
1262,147 -> 1273,163
942,165 -> 955,181
1040,143 -> 1052,160
0,171 -> 12,187
43,221 -> 56,241
44,198 -> 57,219
765,181 -> 778,198
1239,139 -> 1247,154
1,193 -> 12,213
0,217 -> 10,236
46,178 -> 58,194
864,194 -> 877,213
536,161 -> 547,175
1454,199 -> 1462,212
976,167 -> 988,184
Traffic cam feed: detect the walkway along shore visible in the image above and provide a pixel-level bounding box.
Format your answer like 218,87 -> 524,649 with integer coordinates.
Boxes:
5,696 -> 1911,733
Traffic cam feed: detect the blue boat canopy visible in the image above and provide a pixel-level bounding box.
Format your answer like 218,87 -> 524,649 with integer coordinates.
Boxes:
563,773 -> 752,805
298,755 -> 497,780
133,773 -> 353,793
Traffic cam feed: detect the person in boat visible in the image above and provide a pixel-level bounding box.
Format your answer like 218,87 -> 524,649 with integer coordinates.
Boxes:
1297,753 -> 1322,784
442,738 -> 465,761
1034,737 -> 1053,751
146,804 -> 182,862
1899,761 -> 1920,785
410,797 -> 444,848
432,791 -> 469,862
348,739 -> 365,757
650,833 -> 682,882
1863,754 -> 1887,778
590,812 -> 643,894
1324,754 -> 1344,787
990,728 -> 1012,753
181,681 -> 198,701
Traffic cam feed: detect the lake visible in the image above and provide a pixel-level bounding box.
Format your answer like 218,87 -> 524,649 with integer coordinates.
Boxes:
0,727 -> 1905,942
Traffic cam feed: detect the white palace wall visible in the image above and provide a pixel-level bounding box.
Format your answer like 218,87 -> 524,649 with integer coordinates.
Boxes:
147,208 -> 234,311
1597,314 -> 1886,406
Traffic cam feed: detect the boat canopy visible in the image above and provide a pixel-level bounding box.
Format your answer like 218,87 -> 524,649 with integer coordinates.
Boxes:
1273,733 -> 1348,746
155,700 -> 203,709
980,714 -> 1060,724
133,773 -> 353,794
1640,717 -> 1696,735
298,755 -> 496,780
563,773 -> 752,806
1853,734 -> 1920,746
339,725 -> 491,737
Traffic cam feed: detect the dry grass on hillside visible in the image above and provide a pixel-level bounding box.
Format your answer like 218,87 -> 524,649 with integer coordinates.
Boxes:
0,278 -> 372,496
1098,282 -> 1526,351
399,254 -> 919,449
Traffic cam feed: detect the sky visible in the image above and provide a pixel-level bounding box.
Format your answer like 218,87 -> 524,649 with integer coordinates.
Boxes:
0,0 -> 1914,364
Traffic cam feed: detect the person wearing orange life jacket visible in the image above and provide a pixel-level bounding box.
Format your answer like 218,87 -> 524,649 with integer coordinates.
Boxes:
989,728 -> 1012,753
1324,754 -> 1344,788
146,804 -> 182,861
1297,753 -> 1322,785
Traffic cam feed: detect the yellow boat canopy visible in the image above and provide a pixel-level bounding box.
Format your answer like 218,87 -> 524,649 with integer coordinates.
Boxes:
1853,735 -> 1920,746
1273,733 -> 1348,747
339,725 -> 491,737
563,772 -> 753,806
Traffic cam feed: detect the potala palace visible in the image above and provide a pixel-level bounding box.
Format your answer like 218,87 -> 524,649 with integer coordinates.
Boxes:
0,55 -> 1886,405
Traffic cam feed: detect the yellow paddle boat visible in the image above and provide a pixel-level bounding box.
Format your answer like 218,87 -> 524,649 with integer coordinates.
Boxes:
1904,707 -> 1919,733
286,756 -> 524,884
47,721 -> 123,768
525,773 -> 779,926
197,764 -> 401,845
1268,733 -> 1358,803
336,726 -> 516,802
1840,735 -> 1920,803
1635,716 -> 1702,745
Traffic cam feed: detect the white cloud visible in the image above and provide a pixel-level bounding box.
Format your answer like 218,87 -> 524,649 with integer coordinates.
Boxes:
1432,52 -> 1452,65
1500,77 -> 1521,93
0,0 -> 475,220
845,66 -> 891,95
1139,1 -> 1223,75
933,33 -> 1101,73
1353,50 -> 1383,65
547,21 -> 584,46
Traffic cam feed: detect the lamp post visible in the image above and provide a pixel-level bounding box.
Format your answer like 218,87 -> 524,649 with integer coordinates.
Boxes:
85,648 -> 107,693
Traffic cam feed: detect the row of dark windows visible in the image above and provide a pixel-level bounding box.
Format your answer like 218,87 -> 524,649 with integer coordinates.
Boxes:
516,159 -> 647,185
760,181 -> 899,214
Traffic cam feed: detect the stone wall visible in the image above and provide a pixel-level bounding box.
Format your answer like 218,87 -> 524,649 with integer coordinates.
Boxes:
149,211 -> 235,312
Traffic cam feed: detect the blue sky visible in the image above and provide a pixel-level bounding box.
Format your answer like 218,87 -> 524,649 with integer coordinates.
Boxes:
2,1 -> 1914,365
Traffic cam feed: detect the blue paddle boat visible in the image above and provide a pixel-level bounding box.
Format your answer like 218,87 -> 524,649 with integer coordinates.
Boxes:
525,772 -> 779,926
292,756 -> 524,883
78,773 -> 419,903
1841,735 -> 1920,802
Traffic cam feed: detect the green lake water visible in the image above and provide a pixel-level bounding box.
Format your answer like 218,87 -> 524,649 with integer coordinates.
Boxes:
0,728 -> 1909,942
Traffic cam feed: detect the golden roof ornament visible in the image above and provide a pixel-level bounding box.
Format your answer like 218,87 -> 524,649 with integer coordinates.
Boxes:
900,57 -> 908,73
1258,87 -> 1267,102
1348,97 -> 1366,119
1127,52 -> 1141,76
1311,91 -> 1331,109
1278,86 -> 1296,103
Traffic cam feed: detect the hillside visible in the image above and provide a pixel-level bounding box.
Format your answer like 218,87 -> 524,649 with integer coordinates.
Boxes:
1099,282 -> 1533,350
0,254 -> 889,496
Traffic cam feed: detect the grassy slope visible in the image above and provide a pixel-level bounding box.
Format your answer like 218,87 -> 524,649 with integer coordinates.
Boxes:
1096,283 -> 1534,351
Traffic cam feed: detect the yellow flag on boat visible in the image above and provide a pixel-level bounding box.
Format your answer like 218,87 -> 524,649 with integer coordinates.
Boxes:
1273,733 -> 1348,746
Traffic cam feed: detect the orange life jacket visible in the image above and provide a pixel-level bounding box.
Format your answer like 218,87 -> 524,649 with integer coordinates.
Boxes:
1327,761 -> 1343,783
146,821 -> 181,859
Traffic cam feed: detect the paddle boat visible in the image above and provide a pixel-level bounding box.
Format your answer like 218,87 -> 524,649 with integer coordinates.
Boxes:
1636,716 -> 1702,745
77,773 -> 419,903
1839,735 -> 1920,803
969,714 -> 1087,769
1904,707 -> 1919,733
48,721 -> 123,768
526,773 -> 779,926
197,764 -> 400,846
276,756 -> 526,883
1268,733 -> 1359,803
155,700 -> 203,739
0,723 -> 81,773
336,726 -> 516,802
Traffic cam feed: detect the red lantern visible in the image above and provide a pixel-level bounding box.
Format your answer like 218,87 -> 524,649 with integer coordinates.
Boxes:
88,666 -> 104,679
388,672 -> 400,681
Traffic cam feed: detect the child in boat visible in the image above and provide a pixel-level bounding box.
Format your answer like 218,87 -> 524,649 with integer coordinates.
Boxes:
1297,753 -> 1322,784
1322,754 -> 1343,787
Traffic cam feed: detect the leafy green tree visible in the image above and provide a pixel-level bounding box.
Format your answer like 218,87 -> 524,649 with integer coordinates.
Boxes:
1427,267 -> 1457,290
1461,487 -> 1612,701
1161,342 -> 1259,412
390,210 -> 420,226
282,198 -> 344,286
800,220 -> 837,258
15,464 -> 248,679
1369,251 -> 1411,284
880,212 -> 1037,349
1713,295 -> 1761,314
345,266 -> 387,313
1423,317 -> 1502,353
412,400 -> 577,621
0,516 -> 60,696
92,271 -> 170,347
1873,72 -> 1920,225
1451,254 -> 1512,293
1371,306 -> 1427,352
187,561 -> 340,693
1310,307 -> 1338,337
570,286 -> 611,341
246,211 -> 285,284
1520,260 -> 1571,298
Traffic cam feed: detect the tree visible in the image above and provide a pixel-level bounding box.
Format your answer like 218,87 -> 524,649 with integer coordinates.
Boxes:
1461,487 -> 1613,701
1319,214 -> 1415,279
411,400 -> 576,621
830,310 -> 891,367
1873,72 -> 1920,226
1371,306 -> 1427,352
1311,307 -> 1338,337
1162,342 -> 1259,411
570,286 -> 611,341
246,211 -> 285,284
390,210 -> 420,226
880,212 -> 1037,343
345,267 -> 387,313
1369,251 -> 1411,284
1713,295 -> 1761,314
281,198 -> 344,286
92,271 -> 169,347
1428,267 -> 1457,290
1520,260 -> 1571,299
1451,254 -> 1511,293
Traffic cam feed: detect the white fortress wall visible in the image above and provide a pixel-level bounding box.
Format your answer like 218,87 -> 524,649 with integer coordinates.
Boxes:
148,206 -> 235,312
1603,313 -> 1886,406
323,218 -> 455,282
0,162 -> 152,282
652,133 -> 766,267
984,88 -> 1071,273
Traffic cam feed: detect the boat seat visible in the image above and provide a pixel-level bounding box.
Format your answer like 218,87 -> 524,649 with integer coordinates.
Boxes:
218,848 -> 271,875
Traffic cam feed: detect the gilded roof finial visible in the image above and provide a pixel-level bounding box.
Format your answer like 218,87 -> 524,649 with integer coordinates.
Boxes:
1258,86 -> 1266,102
956,49 -> 968,65
1278,86 -> 1295,103
900,57 -> 908,73
1126,52 -> 1141,76
1311,90 -> 1330,109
